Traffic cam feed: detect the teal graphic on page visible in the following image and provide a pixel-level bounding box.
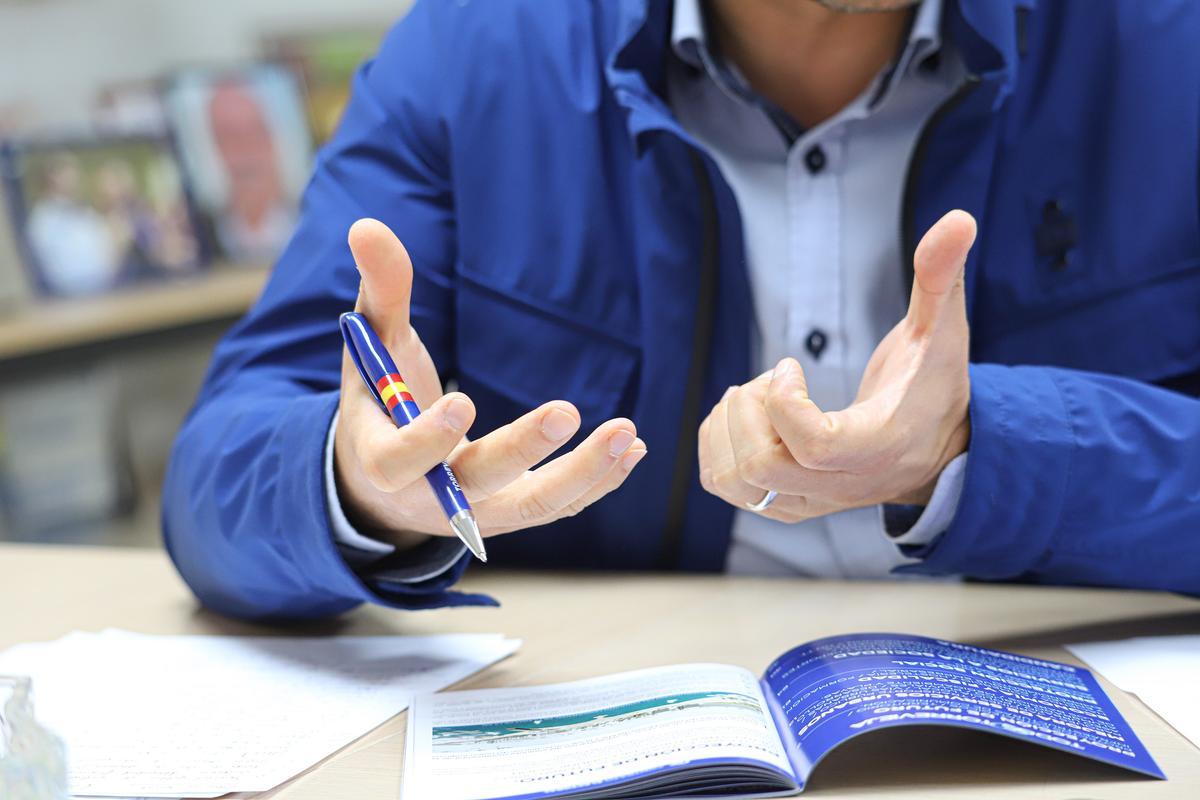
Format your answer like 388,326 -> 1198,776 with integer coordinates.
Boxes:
404,633 -> 1164,800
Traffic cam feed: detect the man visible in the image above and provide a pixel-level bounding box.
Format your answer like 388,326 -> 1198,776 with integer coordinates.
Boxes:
206,80 -> 296,261
164,0 -> 1200,620
27,154 -> 118,295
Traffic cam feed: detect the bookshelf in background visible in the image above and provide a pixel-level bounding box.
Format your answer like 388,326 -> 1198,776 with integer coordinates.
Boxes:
0,265 -> 267,544
0,264 -> 267,364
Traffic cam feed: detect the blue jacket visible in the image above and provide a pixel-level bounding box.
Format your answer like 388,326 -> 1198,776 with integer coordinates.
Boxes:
163,0 -> 1200,620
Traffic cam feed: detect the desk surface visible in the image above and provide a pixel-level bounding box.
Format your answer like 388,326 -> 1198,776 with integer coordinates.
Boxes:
3,543 -> 1198,799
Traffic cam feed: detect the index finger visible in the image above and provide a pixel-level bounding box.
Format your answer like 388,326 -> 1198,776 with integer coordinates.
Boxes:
449,401 -> 582,499
727,377 -> 801,487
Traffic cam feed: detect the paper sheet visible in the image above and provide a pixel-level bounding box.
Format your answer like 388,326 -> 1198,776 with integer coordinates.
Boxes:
0,629 -> 519,797
1068,635 -> 1200,751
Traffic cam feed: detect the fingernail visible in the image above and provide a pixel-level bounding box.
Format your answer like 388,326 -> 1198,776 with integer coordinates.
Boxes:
541,408 -> 576,442
775,358 -> 793,376
443,397 -> 472,431
621,448 -> 647,471
608,429 -> 635,457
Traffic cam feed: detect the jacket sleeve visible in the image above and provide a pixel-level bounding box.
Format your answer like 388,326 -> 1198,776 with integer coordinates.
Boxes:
162,2 -> 496,620
899,363 -> 1200,595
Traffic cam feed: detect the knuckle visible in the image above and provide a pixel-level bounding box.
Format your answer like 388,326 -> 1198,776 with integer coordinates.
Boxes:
736,452 -> 776,488
449,463 -> 486,499
790,494 -> 811,516
587,450 -> 619,482
516,492 -> 556,524
764,385 -> 790,417
508,419 -> 552,466
793,429 -> 834,469
561,499 -> 588,519
512,436 -> 546,466
769,497 -> 809,524
411,417 -> 460,459
711,466 -> 742,497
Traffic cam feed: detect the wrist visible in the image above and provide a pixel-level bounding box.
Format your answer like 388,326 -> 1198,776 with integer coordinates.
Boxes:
893,413 -> 971,506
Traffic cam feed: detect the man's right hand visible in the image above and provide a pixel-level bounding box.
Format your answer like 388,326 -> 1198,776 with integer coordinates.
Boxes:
334,219 -> 647,551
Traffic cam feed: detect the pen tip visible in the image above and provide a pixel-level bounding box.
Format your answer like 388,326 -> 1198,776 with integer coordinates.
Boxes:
450,511 -> 488,563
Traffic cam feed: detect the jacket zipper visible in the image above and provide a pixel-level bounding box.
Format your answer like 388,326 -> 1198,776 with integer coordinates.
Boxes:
900,74 -> 982,293
658,150 -> 721,570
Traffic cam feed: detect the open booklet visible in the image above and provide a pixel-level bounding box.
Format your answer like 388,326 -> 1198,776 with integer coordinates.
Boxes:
404,633 -> 1164,800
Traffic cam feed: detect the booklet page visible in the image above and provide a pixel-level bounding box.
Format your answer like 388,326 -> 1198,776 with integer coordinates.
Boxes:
405,663 -> 796,800
761,633 -> 1163,784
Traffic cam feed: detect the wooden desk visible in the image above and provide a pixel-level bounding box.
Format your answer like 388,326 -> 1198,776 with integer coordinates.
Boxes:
2,543 -> 1198,799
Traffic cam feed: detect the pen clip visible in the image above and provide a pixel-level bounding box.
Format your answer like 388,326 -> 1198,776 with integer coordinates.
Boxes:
339,312 -> 390,416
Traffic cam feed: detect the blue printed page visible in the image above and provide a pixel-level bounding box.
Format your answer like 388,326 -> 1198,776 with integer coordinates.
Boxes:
760,633 -> 1164,786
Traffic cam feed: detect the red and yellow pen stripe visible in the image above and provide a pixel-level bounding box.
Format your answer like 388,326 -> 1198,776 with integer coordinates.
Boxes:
375,373 -> 415,410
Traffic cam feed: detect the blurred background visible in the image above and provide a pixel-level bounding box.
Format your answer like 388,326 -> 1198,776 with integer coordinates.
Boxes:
0,0 -> 411,547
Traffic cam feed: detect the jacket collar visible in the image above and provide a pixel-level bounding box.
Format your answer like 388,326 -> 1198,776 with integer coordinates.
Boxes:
946,0 -> 1037,105
605,0 -> 1036,148
605,0 -> 686,153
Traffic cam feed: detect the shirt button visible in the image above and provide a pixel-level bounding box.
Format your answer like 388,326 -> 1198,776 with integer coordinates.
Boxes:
805,329 -> 828,359
804,146 -> 827,174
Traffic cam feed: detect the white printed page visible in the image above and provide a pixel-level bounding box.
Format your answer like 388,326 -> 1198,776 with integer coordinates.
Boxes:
0,630 -> 519,797
1069,635 -> 1200,752
404,663 -> 797,800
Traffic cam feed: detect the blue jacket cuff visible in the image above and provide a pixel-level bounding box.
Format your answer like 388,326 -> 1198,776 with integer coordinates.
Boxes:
894,364 -> 1074,579
234,390 -> 495,616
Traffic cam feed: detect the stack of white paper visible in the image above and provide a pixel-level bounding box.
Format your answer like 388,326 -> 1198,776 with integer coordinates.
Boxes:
0,629 -> 519,798
1068,635 -> 1200,751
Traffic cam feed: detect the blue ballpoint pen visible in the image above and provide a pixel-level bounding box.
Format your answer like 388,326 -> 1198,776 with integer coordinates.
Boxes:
339,311 -> 487,562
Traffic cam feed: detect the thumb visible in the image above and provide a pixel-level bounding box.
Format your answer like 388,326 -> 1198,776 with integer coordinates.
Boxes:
907,209 -> 976,336
348,218 -> 414,342
345,217 -> 444,408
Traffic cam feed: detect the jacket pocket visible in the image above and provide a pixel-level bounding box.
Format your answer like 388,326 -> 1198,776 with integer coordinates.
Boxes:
974,258 -> 1200,384
454,278 -> 640,435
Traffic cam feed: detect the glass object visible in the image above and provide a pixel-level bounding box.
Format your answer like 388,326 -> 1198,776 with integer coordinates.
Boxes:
0,676 -> 67,800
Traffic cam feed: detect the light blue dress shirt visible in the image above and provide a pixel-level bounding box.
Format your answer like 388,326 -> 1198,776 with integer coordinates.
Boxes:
668,0 -> 969,578
325,0 -> 969,581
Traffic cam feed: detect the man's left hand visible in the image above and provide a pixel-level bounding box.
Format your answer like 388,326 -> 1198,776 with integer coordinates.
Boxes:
698,210 -> 977,523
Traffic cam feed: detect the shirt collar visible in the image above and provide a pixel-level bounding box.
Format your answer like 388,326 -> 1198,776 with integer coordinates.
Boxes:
670,0 -> 707,69
902,0 -> 946,73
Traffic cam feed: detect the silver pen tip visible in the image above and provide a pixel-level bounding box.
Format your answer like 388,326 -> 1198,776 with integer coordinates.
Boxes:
450,511 -> 488,563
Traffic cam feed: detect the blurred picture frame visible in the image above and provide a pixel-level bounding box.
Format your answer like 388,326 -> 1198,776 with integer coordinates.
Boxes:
0,177 -> 31,310
0,135 -> 205,299
162,63 -> 314,264
262,27 -> 385,144
92,79 -> 169,137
